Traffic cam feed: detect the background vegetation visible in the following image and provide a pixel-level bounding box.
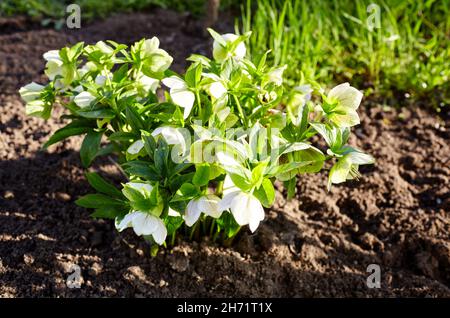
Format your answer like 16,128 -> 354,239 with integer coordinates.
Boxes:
1,0 -> 448,109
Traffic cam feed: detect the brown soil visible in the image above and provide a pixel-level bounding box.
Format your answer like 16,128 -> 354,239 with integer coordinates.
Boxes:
1,10 -> 449,298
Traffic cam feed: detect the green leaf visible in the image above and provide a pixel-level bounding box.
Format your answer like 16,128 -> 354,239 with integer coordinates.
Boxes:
141,132 -> 156,159
251,161 -> 268,188
122,185 -> 145,202
112,64 -> 129,82
44,126 -> 92,149
76,193 -> 124,208
216,212 -> 240,238
80,131 -> 103,167
178,182 -> 198,198
77,108 -> 116,119
229,173 -> 252,192
108,131 -> 137,142
253,178 -> 275,208
91,205 -> 127,219
154,139 -> 169,176
193,164 -> 210,187
86,172 -> 123,198
164,216 -> 184,236
207,28 -> 226,46
126,106 -> 145,132
122,161 -> 160,181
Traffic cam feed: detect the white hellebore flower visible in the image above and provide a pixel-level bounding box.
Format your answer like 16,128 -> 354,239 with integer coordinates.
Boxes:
325,83 -> 363,128
43,50 -> 63,80
266,65 -> 287,86
116,211 -> 167,245
152,126 -> 186,146
328,150 -> 375,190
19,82 -> 45,102
212,33 -> 246,62
19,82 -> 47,117
136,72 -> 159,95
74,91 -> 96,108
116,182 -> 167,244
218,176 -> 265,232
152,126 -> 188,159
219,190 -> 265,233
184,194 -> 221,226
162,76 -> 195,119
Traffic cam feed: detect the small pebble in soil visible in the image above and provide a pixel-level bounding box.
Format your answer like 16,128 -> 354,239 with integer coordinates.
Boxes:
23,253 -> 35,265
88,262 -> 102,276
55,192 -> 71,202
4,190 -> 14,199
159,279 -> 168,288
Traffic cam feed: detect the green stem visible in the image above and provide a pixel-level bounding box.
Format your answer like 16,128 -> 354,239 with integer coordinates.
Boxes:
170,231 -> 176,246
189,222 -> 198,241
216,180 -> 224,196
209,219 -> 216,237
196,90 -> 203,120
233,94 -> 247,128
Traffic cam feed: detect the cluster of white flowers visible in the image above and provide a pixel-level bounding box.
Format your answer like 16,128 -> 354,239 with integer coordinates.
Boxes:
20,30 -> 373,247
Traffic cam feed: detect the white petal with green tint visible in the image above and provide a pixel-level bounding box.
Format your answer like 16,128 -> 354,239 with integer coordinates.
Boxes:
74,91 -> 95,108
328,83 -> 363,110
219,190 -> 265,232
162,76 -> 195,118
19,82 -> 45,102
127,140 -> 144,155
116,211 -> 167,245
185,194 -> 221,226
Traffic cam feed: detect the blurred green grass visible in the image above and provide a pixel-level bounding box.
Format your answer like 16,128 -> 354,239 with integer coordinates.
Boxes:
1,0 -> 448,108
239,0 -> 450,109
0,0 -> 238,20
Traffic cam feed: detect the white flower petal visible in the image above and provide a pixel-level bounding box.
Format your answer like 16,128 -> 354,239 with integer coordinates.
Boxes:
168,207 -> 181,217
151,217 -> 167,245
222,175 -> 239,195
184,200 -> 202,227
74,91 -> 95,108
198,194 -> 221,218
127,182 -> 153,195
131,212 -> 158,236
144,37 -> 160,53
115,212 -> 137,232
328,83 -> 363,110
208,81 -> 227,99
162,76 -> 187,89
43,50 -> 61,63
139,75 -> 159,93
348,151 -> 375,165
170,88 -> 195,118
212,33 -> 246,62
96,41 -> 114,54
248,197 -> 265,232
218,190 -> 240,212
127,140 -> 144,155
230,192 -> 251,226
19,82 -> 45,102
267,65 -> 287,86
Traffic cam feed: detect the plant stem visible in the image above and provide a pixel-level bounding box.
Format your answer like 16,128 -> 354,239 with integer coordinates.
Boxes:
233,94 -> 247,128
189,222 -> 198,241
170,231 -> 176,246
209,219 -> 216,237
196,90 -> 203,120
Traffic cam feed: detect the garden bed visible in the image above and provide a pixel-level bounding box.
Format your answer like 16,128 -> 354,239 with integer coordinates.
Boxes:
0,10 -> 449,297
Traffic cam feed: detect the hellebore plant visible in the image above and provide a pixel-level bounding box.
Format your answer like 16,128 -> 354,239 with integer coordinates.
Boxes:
20,29 -> 374,250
